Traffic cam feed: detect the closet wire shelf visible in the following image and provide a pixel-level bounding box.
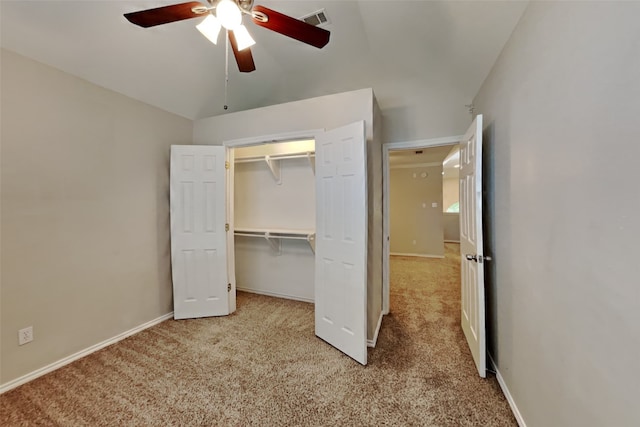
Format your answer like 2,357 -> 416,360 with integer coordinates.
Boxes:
234,152 -> 316,184
234,227 -> 316,255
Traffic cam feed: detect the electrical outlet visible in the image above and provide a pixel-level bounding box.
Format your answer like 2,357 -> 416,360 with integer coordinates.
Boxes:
18,326 -> 33,345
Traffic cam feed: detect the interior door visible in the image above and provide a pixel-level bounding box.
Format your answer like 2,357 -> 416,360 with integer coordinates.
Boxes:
459,115 -> 486,377
170,145 -> 233,319
315,121 -> 368,365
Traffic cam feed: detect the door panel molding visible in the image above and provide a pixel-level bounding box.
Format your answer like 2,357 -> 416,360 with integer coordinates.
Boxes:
459,115 -> 486,377
170,145 -> 231,319
315,121 -> 368,365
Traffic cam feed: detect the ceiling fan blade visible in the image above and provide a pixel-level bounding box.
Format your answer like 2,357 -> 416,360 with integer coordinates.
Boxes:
124,1 -> 207,28
229,31 -> 257,73
251,5 -> 330,49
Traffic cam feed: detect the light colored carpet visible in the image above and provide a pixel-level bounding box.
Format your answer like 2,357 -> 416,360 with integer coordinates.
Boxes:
1,243 -> 516,426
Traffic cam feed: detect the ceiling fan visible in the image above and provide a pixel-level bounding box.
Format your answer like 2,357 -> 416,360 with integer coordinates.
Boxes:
124,0 -> 331,73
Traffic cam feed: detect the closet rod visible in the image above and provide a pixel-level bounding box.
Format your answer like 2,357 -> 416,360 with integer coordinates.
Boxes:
234,230 -> 316,254
234,233 -> 311,240
235,152 -> 315,163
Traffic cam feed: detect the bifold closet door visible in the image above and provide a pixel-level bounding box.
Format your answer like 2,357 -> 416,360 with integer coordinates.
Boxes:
315,121 -> 368,365
170,145 -> 233,319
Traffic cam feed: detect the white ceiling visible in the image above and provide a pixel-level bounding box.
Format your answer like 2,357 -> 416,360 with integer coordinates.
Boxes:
389,144 -> 459,179
0,1 -> 528,121
390,145 -> 452,165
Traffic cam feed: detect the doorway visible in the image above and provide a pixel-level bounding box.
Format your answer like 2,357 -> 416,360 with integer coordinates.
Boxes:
229,137 -> 318,303
222,122 -> 370,365
382,136 -> 461,314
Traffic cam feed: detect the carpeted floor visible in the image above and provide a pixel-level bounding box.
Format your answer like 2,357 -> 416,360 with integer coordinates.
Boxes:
1,243 -> 516,426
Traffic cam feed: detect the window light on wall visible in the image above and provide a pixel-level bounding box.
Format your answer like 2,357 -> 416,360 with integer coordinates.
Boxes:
446,202 -> 459,213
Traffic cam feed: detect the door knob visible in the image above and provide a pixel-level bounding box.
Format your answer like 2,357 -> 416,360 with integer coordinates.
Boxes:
466,254 -> 477,262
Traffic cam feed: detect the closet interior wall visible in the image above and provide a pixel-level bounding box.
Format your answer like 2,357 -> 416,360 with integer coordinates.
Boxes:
233,141 -> 316,302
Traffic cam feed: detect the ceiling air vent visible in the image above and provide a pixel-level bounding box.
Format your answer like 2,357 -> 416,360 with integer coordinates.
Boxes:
300,9 -> 330,27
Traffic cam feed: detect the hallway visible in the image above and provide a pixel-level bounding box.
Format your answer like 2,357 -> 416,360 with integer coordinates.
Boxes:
371,243 -> 515,424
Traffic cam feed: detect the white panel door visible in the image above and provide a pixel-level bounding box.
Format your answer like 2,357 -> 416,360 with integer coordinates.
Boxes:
170,145 -> 231,319
315,121 -> 368,365
459,115 -> 486,377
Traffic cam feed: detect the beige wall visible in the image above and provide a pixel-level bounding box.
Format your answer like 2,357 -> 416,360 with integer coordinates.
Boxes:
442,177 -> 459,242
193,88 -> 374,145
389,166 -> 444,257
0,49 -> 192,385
443,213 -> 460,243
474,2 -> 640,426
442,177 -> 459,212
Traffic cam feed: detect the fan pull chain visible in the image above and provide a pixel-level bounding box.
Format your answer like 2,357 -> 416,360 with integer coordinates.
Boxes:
224,31 -> 229,110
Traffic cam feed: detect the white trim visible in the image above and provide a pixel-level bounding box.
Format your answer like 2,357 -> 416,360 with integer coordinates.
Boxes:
226,146 -> 237,313
390,252 -> 445,259
367,312 -> 384,348
0,312 -> 174,394
382,145 -> 390,315
237,287 -> 314,304
444,240 -> 460,244
223,129 -> 324,147
489,353 -> 527,427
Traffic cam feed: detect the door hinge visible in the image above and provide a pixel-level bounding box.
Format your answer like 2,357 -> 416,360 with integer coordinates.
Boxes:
227,283 -> 231,292
225,161 -> 230,170
466,254 -> 492,263
225,223 -> 229,232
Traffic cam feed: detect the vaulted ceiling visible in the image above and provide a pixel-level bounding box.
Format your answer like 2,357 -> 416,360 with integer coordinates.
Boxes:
1,1 -> 528,123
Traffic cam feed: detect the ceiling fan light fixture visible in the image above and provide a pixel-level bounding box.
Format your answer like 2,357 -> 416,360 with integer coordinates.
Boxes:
216,0 -> 242,30
234,24 -> 256,51
124,1 -> 332,74
196,14 -> 221,45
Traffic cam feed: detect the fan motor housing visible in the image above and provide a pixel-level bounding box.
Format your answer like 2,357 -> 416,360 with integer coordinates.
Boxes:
205,0 -> 253,13
237,0 -> 254,13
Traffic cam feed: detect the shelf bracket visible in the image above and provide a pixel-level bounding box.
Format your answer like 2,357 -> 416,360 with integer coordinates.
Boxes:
307,152 -> 315,176
307,233 -> 316,254
264,155 -> 282,185
264,232 -> 282,255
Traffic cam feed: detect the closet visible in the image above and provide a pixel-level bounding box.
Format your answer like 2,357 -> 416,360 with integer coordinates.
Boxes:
171,88 -> 384,365
232,139 -> 317,302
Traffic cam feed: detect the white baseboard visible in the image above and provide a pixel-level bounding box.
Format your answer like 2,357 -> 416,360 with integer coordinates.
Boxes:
0,312 -> 174,394
367,312 -> 384,348
237,287 -> 314,304
390,252 -> 445,259
488,353 -> 526,427
444,240 -> 460,243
